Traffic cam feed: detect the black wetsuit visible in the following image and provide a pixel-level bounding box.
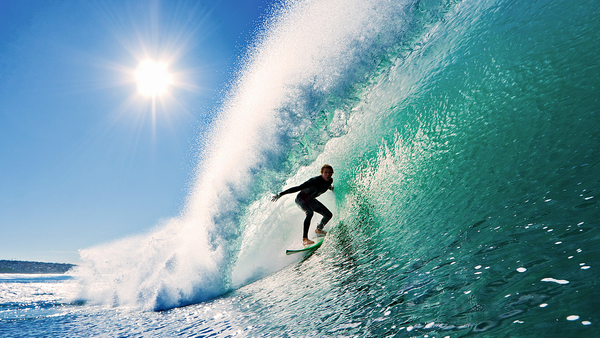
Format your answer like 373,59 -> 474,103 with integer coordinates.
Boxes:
279,176 -> 334,238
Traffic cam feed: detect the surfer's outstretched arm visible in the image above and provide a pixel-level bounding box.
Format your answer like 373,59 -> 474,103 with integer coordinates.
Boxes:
271,182 -> 308,202
271,188 -> 297,202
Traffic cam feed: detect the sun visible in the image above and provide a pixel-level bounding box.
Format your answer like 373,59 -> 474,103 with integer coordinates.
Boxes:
134,59 -> 173,97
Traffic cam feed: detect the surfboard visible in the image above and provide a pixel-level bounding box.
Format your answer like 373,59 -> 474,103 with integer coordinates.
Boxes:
285,236 -> 325,255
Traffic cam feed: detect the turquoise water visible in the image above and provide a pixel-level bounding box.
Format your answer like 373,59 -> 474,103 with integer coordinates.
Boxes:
2,0 -> 599,336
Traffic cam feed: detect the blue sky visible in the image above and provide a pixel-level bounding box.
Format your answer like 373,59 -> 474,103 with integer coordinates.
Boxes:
0,0 -> 274,264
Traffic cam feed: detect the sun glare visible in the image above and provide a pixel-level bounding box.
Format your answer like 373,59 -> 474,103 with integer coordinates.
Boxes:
135,59 -> 173,97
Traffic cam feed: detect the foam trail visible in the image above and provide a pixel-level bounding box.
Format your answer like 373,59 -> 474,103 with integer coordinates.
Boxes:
74,0 -> 417,310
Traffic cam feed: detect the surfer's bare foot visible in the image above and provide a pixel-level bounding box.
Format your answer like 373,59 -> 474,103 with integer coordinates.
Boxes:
303,238 -> 315,246
315,229 -> 327,236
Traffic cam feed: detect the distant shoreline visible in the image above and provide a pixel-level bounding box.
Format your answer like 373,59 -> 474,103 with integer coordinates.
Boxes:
0,260 -> 76,274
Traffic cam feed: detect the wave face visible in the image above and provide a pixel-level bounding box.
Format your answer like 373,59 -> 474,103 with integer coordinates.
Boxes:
75,0 -> 599,334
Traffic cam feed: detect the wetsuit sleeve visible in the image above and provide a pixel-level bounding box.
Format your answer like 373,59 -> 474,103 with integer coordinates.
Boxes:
278,177 -> 316,196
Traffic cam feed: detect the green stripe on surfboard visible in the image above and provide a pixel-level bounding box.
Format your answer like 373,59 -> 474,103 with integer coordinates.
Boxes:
285,236 -> 325,255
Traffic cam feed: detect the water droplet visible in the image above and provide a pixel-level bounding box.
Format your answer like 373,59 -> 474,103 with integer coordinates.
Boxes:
541,278 -> 569,284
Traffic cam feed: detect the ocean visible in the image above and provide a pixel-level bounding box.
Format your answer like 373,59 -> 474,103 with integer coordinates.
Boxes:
2,0 -> 598,336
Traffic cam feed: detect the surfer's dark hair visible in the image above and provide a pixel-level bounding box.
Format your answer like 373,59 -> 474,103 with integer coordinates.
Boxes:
321,164 -> 334,173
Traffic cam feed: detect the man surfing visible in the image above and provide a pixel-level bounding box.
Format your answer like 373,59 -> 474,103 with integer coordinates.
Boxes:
272,165 -> 334,246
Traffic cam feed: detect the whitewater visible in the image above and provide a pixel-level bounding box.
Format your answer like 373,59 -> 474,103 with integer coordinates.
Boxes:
2,0 -> 599,336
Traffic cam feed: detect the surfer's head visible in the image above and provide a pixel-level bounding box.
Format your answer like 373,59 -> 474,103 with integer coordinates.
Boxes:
321,164 -> 334,181
321,164 -> 334,174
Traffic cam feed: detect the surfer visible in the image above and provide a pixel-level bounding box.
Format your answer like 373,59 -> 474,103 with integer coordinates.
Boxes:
272,165 -> 335,245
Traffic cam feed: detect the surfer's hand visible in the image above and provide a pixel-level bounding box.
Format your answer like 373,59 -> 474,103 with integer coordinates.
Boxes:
271,194 -> 281,202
